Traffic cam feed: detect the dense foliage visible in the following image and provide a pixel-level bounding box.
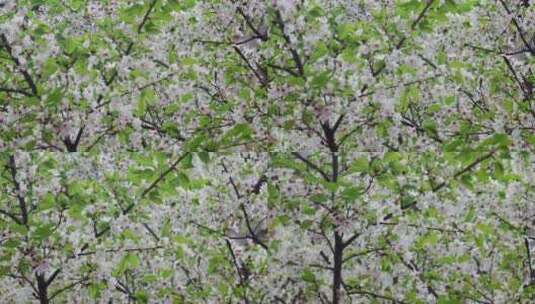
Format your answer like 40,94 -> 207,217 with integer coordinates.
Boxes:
1,0 -> 535,303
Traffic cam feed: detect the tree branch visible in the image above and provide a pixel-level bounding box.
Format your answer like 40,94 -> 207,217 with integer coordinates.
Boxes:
273,10 -> 305,76
0,34 -> 38,95
7,155 -> 28,225
291,152 -> 331,181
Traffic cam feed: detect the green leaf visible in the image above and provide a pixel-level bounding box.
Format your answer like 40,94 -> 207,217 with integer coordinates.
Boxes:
310,71 -> 330,89
39,192 -> 56,211
475,223 -> 493,236
398,85 -> 420,113
301,269 -> 316,283
207,256 -> 224,274
88,282 -> 105,299
310,42 -> 328,62
427,103 -> 441,113
116,253 -> 141,274
460,173 -> 474,190
136,98 -> 147,116
134,291 -> 148,303
142,87 -> 157,102
10,224 -> 28,235
46,88 -> 63,107
310,193 -> 328,203
42,59 -> 59,79
336,23 -> 356,40
351,157 -> 369,173
341,186 -> 361,201
198,152 -> 210,163
415,231 -> 440,249
33,223 -> 55,241
223,123 -> 253,141
480,133 -> 511,149
136,88 -> 157,116
307,6 -> 324,18
121,229 -> 141,242
178,0 -> 197,10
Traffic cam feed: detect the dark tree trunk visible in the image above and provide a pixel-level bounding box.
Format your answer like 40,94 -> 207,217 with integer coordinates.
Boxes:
36,274 -> 49,304
332,232 -> 344,304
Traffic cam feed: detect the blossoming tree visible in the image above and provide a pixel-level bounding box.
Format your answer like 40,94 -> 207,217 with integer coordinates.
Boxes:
1,0 -> 535,303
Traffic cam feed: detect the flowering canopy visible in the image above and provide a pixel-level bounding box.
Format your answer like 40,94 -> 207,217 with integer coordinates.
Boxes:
1,0 -> 535,303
